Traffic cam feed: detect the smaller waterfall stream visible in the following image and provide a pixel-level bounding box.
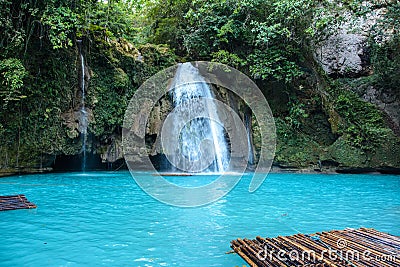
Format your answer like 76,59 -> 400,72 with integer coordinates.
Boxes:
170,63 -> 229,173
244,112 -> 254,165
78,41 -> 88,171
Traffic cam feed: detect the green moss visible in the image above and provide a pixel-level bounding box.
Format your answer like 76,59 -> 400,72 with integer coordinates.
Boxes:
89,41 -> 176,137
0,37 -> 177,169
327,81 -> 392,150
274,118 -> 321,167
369,133 -> 400,168
324,137 -> 367,167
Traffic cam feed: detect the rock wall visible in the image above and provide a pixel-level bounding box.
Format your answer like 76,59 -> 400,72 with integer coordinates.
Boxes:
312,6 -> 399,131
314,33 -> 370,77
302,5 -> 400,173
313,6 -> 388,76
353,84 -> 400,132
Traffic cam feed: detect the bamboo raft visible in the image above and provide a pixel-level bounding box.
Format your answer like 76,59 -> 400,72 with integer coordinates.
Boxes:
0,194 -> 37,211
231,228 -> 400,266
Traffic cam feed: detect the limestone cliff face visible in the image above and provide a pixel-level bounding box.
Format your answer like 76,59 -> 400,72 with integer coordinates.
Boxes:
313,8 -> 384,77
314,33 -> 370,77
353,84 -> 400,133
301,6 -> 400,173
313,7 -> 399,131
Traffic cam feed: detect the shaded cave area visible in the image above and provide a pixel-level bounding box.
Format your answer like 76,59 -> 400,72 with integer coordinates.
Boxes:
52,153 -> 126,172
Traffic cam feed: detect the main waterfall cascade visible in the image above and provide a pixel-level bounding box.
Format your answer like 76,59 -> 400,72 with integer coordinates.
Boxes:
169,63 -> 230,173
78,40 -> 88,171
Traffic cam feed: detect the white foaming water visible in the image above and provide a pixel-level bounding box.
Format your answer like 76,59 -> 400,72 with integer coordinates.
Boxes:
244,112 -> 254,165
78,44 -> 88,171
170,63 -> 229,172
80,53 -> 86,107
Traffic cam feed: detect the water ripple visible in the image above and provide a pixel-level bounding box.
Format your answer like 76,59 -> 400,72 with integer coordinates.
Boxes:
0,171 -> 399,266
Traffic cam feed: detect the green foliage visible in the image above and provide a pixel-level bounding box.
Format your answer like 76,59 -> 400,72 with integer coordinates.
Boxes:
80,1 -> 144,43
285,99 -> 309,129
182,0 -> 254,57
0,0 -> 147,54
248,49 -> 304,82
42,5 -> 78,49
370,35 -> 400,90
275,118 -> 320,167
0,47 -> 79,168
146,0 -> 191,52
211,50 -> 246,69
146,0 -> 339,83
0,58 -> 28,109
330,85 -> 389,150
344,1 -> 400,93
91,86 -> 126,137
0,0 -> 398,171
89,42 -> 176,137
275,117 -> 292,140
0,0 -> 27,56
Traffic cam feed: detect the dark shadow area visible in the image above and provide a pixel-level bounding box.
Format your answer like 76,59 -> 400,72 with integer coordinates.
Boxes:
52,153 -> 105,171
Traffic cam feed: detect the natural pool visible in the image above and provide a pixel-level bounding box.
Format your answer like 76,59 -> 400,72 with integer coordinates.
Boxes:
0,171 -> 399,266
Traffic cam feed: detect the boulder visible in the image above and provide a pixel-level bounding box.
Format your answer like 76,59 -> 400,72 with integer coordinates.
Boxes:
314,33 -> 370,77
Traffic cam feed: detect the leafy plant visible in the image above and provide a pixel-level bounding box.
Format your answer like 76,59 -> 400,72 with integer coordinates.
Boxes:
330,85 -> 389,150
285,99 -> 309,129
211,50 -> 246,69
0,58 -> 27,109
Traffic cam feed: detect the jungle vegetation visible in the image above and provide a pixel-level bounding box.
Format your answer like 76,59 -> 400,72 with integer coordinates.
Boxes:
0,0 -> 399,171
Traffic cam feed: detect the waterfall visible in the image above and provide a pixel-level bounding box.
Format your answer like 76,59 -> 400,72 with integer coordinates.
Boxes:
78,40 -> 88,171
169,63 -> 229,173
244,112 -> 254,165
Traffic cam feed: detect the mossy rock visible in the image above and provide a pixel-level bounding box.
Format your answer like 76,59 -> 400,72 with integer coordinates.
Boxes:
275,124 -> 321,167
275,147 -> 320,168
368,132 -> 400,168
323,137 -> 367,168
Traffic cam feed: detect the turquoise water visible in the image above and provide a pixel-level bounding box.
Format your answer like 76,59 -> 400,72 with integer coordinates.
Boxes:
0,172 -> 399,266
